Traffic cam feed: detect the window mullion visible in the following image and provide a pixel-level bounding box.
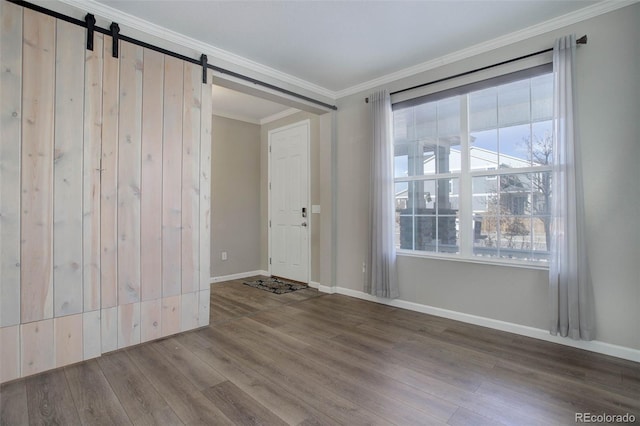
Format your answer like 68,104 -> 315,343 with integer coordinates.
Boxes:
459,95 -> 472,256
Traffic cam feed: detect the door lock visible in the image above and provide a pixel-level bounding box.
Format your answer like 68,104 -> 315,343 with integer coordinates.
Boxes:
301,222 -> 308,227
301,207 -> 307,218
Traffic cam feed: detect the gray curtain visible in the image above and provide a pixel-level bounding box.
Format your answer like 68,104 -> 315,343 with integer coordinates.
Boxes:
549,34 -> 595,340
366,90 -> 399,299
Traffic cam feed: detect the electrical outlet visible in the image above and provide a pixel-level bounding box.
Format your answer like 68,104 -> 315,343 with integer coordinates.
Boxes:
221,251 -> 228,261
362,262 -> 366,273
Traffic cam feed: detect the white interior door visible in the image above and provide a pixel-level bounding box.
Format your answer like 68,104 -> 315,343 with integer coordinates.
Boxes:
269,120 -> 309,283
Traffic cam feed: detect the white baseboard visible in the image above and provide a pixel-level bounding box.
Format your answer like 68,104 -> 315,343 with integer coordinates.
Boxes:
316,284 -> 336,294
318,286 -> 640,363
309,281 -> 320,289
211,270 -> 269,283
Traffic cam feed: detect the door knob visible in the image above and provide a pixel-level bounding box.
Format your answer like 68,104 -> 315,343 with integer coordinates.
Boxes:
301,222 -> 307,227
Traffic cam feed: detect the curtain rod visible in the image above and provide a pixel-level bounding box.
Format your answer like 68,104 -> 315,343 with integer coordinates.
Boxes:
365,35 -> 587,103
8,0 -> 338,112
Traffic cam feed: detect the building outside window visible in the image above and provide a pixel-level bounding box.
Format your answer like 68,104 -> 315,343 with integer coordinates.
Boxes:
393,69 -> 552,263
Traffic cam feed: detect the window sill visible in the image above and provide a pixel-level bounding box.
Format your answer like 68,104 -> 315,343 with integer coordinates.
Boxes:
396,249 -> 550,271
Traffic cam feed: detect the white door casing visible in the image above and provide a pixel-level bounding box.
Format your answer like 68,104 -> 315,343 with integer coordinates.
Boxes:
269,120 -> 310,283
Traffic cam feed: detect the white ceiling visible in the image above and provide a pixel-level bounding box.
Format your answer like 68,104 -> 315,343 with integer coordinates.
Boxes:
94,0 -> 600,92
84,0 -> 605,121
211,85 -> 298,124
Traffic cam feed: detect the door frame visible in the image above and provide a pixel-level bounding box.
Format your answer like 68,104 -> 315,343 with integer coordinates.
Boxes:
267,119 -> 311,283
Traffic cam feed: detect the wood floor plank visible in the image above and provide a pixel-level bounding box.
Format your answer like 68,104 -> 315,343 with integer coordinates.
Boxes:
201,326 -> 388,425
232,318 -> 454,424
331,330 -> 485,392
2,281 -> 639,425
184,336 -> 338,425
489,360 -> 640,418
25,369 -> 81,426
152,337 -> 226,391
0,381 -> 28,426
64,359 -> 131,425
201,381 -> 288,426
126,344 -> 233,425
98,350 -> 183,426
212,321 -> 447,425
447,407 -> 504,426
474,379 -> 591,424
298,334 -> 459,422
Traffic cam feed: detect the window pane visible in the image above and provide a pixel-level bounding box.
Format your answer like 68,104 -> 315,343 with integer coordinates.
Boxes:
531,171 -> 551,217
413,215 -> 436,252
472,176 -> 498,214
418,142 -> 437,176
412,179 -> 437,252
499,216 -> 532,260
498,79 -> 530,127
437,178 -> 459,253
532,216 -> 551,260
394,143 -> 409,178
499,173 -> 532,216
397,181 -> 437,250
437,97 -> 460,138
470,129 -> 498,171
531,121 -> 552,166
394,70 -> 553,263
438,97 -> 461,174
414,103 -> 437,141
469,87 -> 497,132
396,182 -> 411,249
498,124 -> 532,167
393,108 -> 412,142
531,74 -> 553,122
473,215 -> 498,257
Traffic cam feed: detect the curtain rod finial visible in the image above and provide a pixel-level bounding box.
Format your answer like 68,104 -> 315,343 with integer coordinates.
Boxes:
577,35 -> 587,45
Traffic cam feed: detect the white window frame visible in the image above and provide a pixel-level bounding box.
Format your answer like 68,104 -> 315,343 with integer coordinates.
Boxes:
393,67 -> 552,270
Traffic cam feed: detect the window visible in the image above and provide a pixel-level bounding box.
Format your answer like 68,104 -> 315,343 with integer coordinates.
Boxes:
393,68 -> 552,264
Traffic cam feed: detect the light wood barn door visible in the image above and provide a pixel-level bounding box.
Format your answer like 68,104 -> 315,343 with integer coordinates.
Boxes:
0,2 -> 213,383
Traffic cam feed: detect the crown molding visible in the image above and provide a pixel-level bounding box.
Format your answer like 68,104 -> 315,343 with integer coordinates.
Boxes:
260,108 -> 300,125
53,0 -> 637,102
55,0 -> 336,100
335,0 -> 638,99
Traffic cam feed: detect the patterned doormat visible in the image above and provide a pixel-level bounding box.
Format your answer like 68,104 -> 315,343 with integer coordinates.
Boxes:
243,277 -> 308,294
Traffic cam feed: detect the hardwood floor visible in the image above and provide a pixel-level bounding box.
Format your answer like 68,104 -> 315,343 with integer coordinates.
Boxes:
2,277 -> 639,425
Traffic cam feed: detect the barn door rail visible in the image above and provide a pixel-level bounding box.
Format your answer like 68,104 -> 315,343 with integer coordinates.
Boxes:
7,0 -> 338,111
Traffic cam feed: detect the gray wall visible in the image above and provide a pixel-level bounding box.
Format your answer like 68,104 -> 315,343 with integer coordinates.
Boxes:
333,4 -> 640,350
211,115 -> 262,277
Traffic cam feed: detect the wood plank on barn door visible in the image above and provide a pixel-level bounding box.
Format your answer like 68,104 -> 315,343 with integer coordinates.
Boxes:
0,0 -> 22,327
53,20 -> 85,317
118,302 -> 141,349
20,9 -> 56,323
140,299 -> 162,343
83,33 -> 104,313
181,62 -> 201,294
83,310 -> 101,360
101,35 -> 120,309
200,70 -> 213,292
117,41 -> 143,305
0,325 -> 20,382
162,56 -> 184,297
54,313 -> 83,368
21,319 -> 54,377
141,48 -> 165,302
101,306 -> 118,353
